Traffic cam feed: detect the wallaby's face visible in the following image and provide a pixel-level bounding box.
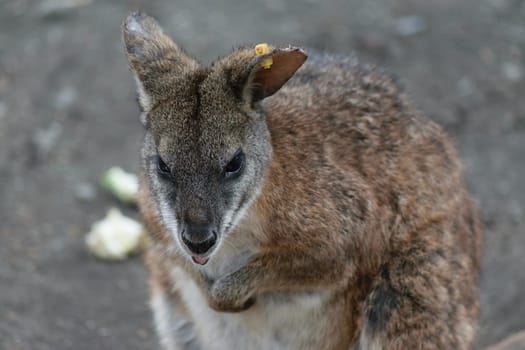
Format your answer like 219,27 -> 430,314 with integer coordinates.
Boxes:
139,76 -> 272,263
122,13 -> 306,263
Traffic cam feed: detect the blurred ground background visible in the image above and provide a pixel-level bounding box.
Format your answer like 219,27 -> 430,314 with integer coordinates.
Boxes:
0,0 -> 524,349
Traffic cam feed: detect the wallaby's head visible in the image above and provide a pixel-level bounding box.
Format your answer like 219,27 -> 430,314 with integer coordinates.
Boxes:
122,12 -> 306,264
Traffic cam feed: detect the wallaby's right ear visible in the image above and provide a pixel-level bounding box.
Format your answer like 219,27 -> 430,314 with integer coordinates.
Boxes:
247,47 -> 307,103
122,12 -> 198,112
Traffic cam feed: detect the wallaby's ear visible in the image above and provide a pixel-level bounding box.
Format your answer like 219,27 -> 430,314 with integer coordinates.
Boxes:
122,12 -> 198,111
245,47 -> 307,103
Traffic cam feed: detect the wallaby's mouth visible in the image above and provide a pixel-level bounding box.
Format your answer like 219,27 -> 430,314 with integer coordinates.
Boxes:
180,228 -> 218,265
177,232 -> 217,266
191,256 -> 209,265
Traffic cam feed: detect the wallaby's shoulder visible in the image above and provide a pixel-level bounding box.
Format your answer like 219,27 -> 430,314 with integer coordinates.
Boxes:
266,49 -> 446,162
276,50 -> 406,111
267,49 -> 426,149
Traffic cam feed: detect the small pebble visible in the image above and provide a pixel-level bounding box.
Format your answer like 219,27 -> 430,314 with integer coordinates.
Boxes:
501,62 -> 523,82
75,182 -> 97,202
395,16 -> 427,37
479,47 -> 496,65
55,86 -> 77,110
457,77 -> 475,97
31,121 -> 63,159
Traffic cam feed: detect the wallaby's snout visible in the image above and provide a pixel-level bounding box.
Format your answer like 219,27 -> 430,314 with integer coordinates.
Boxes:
180,213 -> 218,260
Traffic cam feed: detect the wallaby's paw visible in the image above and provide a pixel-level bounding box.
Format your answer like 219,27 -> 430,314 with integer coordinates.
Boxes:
206,272 -> 256,312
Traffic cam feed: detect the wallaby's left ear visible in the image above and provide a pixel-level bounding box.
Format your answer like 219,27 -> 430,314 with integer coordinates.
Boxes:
246,47 -> 307,103
122,12 -> 199,112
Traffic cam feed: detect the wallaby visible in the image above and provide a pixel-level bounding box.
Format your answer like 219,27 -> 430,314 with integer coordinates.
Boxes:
122,12 -> 482,350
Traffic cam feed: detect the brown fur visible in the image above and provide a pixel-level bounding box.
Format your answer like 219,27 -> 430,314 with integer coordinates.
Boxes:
123,12 -> 482,350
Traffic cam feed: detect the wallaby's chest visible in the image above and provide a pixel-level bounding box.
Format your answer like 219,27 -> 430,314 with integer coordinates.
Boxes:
172,267 -> 335,350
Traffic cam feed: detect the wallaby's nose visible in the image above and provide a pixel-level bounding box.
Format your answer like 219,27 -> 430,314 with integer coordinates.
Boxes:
181,224 -> 218,256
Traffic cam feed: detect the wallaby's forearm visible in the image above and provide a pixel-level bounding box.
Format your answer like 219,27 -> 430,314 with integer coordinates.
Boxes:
206,245 -> 350,311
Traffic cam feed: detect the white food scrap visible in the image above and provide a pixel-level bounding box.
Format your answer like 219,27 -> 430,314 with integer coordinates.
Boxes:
100,167 -> 139,204
86,208 -> 147,261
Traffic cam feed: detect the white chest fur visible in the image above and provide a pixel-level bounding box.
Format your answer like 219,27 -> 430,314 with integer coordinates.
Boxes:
171,267 -> 331,350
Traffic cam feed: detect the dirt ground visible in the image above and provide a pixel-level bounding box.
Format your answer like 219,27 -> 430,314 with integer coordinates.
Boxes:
0,0 -> 524,349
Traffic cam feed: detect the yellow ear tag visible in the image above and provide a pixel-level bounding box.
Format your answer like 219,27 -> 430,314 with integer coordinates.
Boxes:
254,43 -> 273,69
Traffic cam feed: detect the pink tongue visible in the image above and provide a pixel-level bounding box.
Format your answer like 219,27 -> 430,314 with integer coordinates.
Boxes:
192,256 -> 209,265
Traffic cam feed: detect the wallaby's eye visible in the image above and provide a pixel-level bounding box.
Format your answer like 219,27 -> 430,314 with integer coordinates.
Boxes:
224,149 -> 245,180
157,156 -> 171,177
